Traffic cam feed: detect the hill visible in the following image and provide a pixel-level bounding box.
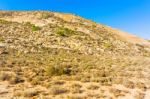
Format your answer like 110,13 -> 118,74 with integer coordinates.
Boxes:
0,11 -> 150,99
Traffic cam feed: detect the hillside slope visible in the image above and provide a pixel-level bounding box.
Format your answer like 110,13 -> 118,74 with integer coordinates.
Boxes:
0,11 -> 150,99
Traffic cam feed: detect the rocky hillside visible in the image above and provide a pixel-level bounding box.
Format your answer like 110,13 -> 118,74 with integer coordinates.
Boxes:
0,11 -> 150,99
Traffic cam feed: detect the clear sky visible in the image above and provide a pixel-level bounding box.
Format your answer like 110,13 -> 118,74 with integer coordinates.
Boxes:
0,0 -> 150,39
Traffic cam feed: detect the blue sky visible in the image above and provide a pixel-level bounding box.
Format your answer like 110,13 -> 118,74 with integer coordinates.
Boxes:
0,0 -> 150,39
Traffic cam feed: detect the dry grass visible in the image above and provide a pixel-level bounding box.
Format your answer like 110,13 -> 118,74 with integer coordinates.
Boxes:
23,88 -> 39,97
0,11 -> 150,98
50,86 -> 68,95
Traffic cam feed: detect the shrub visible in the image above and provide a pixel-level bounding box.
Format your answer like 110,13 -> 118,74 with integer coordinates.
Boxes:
9,75 -> 24,84
0,72 -> 24,84
0,19 -> 10,24
0,12 -> 13,17
0,72 -> 11,81
46,65 -> 72,76
41,12 -> 54,19
50,86 -> 68,95
0,36 -> 4,42
31,25 -> 41,31
56,27 -> 75,37
103,42 -> 113,49
25,22 -> 41,31
23,89 -> 38,97
87,84 -> 99,90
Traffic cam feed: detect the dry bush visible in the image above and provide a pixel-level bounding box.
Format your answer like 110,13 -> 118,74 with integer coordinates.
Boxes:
135,82 -> 147,91
123,80 -> 135,89
23,88 -> 39,97
0,72 -> 24,84
46,64 -> 72,76
9,75 -> 24,84
55,27 -> 75,37
0,72 -> 12,81
41,12 -> 54,19
50,86 -> 68,95
109,88 -> 125,97
70,83 -> 83,94
87,84 -> 99,90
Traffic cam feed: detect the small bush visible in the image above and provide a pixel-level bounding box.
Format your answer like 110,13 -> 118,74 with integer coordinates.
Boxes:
56,27 -> 75,37
70,83 -> 83,94
0,72 -> 11,81
9,75 -> 24,84
50,86 -> 68,95
25,22 -> 41,31
0,72 -> 24,84
0,12 -> 13,17
0,19 -> 10,24
0,36 -> 4,42
46,65 -> 72,76
32,25 -> 41,31
87,84 -> 99,90
23,89 -> 38,97
103,42 -> 113,49
41,13 -> 54,19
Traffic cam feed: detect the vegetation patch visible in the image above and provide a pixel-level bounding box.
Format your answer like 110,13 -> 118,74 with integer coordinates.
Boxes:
23,89 -> 39,97
32,25 -> 41,31
56,27 -> 75,37
0,19 -> 10,24
41,12 -> 54,19
46,64 -> 72,76
25,22 -> 41,31
0,36 -> 4,42
50,86 -> 68,95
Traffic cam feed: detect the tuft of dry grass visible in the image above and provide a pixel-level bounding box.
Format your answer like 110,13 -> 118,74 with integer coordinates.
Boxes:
0,72 -> 12,81
23,88 -> 39,97
123,80 -> 135,89
87,84 -> 99,90
50,86 -> 69,95
70,83 -> 83,94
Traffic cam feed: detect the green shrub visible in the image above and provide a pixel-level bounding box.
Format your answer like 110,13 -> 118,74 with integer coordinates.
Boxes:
103,42 -> 113,49
56,27 -> 75,37
25,22 -> 41,31
32,25 -> 41,31
0,36 -> 4,42
46,65 -> 72,76
0,19 -> 10,24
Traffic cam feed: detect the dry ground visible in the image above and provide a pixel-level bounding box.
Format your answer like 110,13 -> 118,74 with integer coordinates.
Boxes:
0,11 -> 150,99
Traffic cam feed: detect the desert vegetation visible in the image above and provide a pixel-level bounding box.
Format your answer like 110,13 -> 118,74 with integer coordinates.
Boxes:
0,11 -> 150,99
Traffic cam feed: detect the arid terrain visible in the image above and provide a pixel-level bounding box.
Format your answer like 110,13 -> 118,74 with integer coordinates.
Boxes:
0,11 -> 150,99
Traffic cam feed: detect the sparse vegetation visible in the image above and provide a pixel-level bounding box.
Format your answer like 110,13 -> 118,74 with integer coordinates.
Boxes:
0,12 -> 13,17
50,86 -> 68,95
31,25 -> 41,31
87,84 -> 99,90
23,89 -> 39,97
25,22 -> 41,31
0,72 -> 12,81
41,12 -> 54,19
56,27 -> 75,37
46,64 -> 72,76
0,19 -> 10,24
9,75 -> 24,84
0,36 -> 4,42
0,11 -> 150,98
